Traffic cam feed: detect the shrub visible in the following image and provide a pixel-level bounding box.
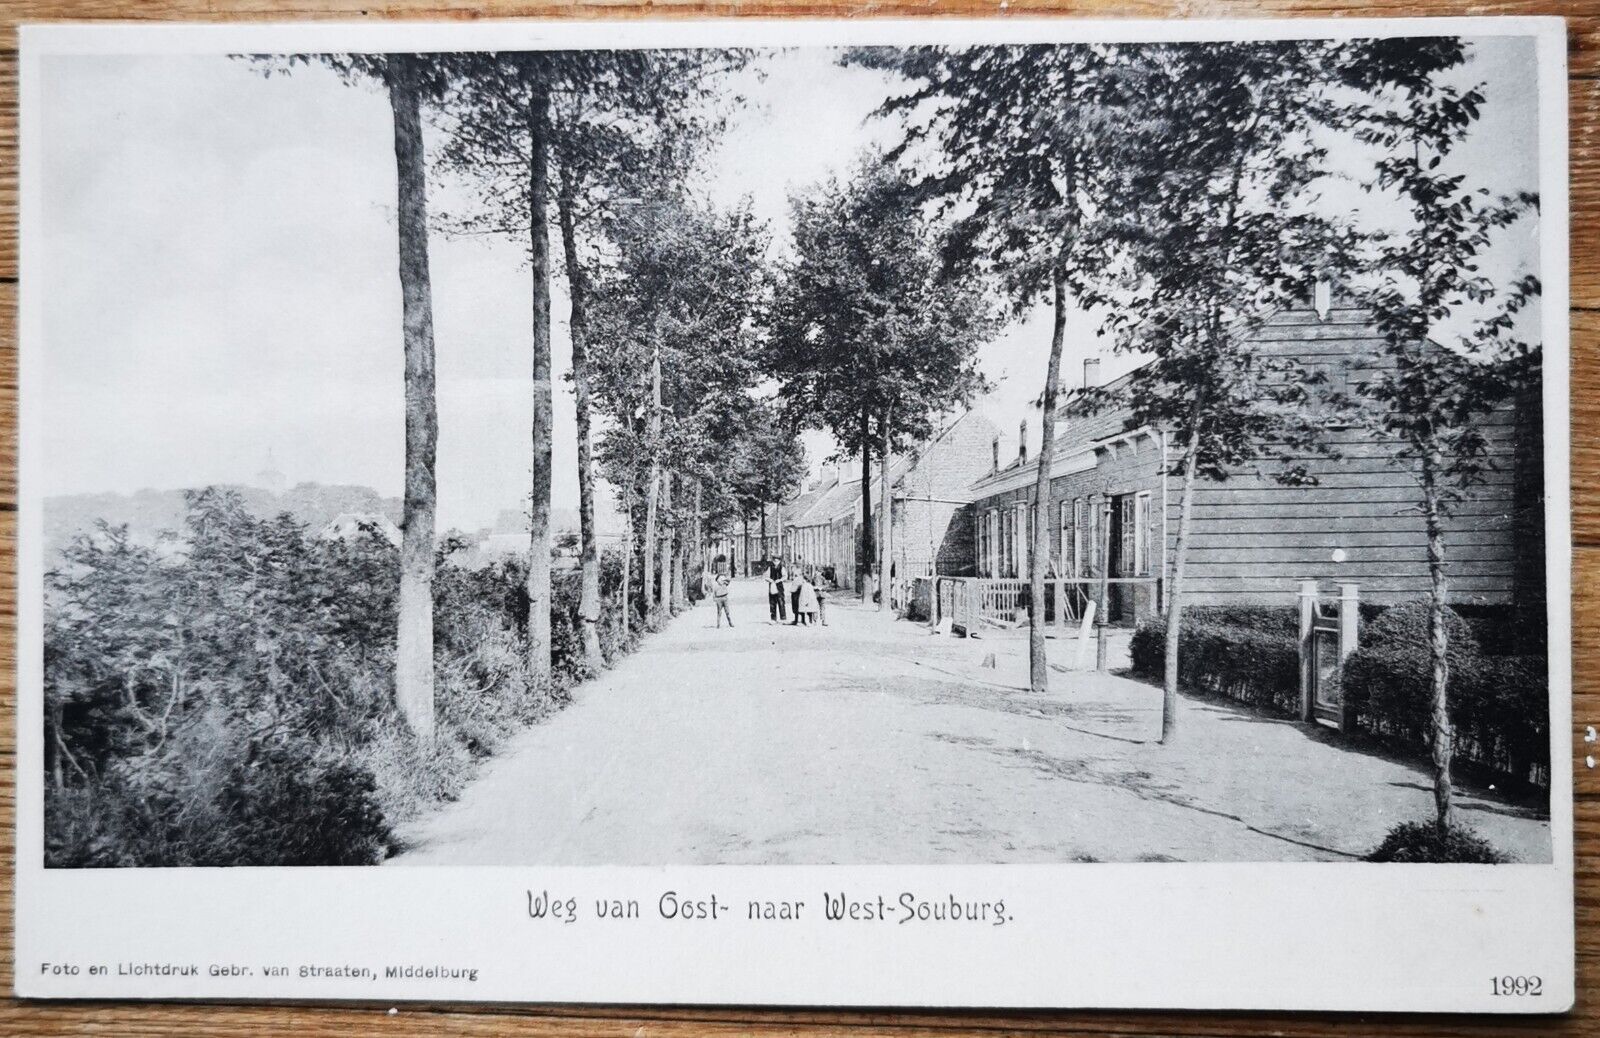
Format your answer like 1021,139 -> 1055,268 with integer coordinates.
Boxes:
42,489 -> 652,867
1363,600 -> 1481,656
1365,820 -> 1508,863
1130,617 -> 1300,716
213,736 -> 390,866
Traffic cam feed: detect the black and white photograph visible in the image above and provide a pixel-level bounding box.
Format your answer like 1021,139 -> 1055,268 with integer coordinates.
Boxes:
15,15 -> 1573,1011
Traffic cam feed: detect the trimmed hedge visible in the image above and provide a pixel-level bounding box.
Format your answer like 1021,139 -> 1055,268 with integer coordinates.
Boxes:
1130,617 -> 1300,717
1344,606 -> 1548,785
1133,600 -> 1549,787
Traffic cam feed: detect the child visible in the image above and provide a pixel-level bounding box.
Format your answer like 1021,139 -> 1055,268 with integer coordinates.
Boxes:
811,568 -> 828,626
796,572 -> 819,627
713,572 -> 733,628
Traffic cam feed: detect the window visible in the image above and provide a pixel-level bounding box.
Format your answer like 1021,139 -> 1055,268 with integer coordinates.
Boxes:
1134,492 -> 1152,576
984,510 -> 996,578
1088,499 -> 1100,578
975,513 -> 986,577
1000,508 -> 1012,578
1020,502 -> 1034,573
1119,495 -> 1137,577
1071,498 -> 1085,577
1004,507 -> 1018,578
1059,500 -> 1071,576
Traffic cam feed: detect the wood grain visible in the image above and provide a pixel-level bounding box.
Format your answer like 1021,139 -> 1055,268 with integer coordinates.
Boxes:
1,3 -> 1595,1034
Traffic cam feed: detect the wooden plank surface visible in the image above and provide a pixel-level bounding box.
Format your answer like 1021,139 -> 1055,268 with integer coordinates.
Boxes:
1,2 -> 1596,1035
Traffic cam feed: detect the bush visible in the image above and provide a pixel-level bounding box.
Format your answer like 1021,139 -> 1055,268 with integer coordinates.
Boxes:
1363,600 -> 1481,656
42,489 -> 651,867
1131,616 -> 1300,716
1134,597 -> 1549,789
46,726 -> 391,868
1365,820 -> 1508,863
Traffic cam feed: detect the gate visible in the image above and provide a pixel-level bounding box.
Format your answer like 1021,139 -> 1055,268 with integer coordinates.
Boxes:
1298,580 -> 1360,731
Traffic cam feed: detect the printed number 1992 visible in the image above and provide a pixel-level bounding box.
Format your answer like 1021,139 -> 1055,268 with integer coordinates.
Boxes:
1492,976 -> 1542,996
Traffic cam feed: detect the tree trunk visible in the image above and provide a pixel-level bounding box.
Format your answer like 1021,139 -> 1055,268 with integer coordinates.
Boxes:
557,181 -> 604,672
859,407 -> 873,599
644,353 -> 661,623
621,477 -> 633,641
1029,269 -> 1069,693
694,478 -> 705,597
878,407 -> 891,612
743,512 -> 752,578
1161,430 -> 1201,744
525,77 -> 554,685
662,471 -> 675,616
760,505 -> 768,565
1422,449 -> 1455,827
48,701 -> 64,790
387,56 -> 438,744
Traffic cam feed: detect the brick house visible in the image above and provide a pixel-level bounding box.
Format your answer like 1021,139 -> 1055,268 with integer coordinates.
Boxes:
964,293 -> 1545,626
779,410 -> 1000,586
887,410 -> 1001,579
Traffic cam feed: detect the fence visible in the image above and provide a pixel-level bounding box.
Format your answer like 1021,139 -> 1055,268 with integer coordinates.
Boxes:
924,575 -> 1160,634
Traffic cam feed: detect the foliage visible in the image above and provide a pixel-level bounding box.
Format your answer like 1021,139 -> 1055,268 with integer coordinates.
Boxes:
1344,637 -> 1547,786
768,162 -> 995,456
1133,599 -> 1549,787
1331,37 -> 1543,826
588,195 -> 778,553
1365,820 -> 1507,864
1130,617 -> 1300,716
43,490 -> 638,867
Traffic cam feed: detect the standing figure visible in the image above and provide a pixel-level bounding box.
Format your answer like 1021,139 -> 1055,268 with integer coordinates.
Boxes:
796,573 -> 819,627
713,572 -> 734,628
788,566 -> 803,625
812,569 -> 828,626
767,558 -> 788,622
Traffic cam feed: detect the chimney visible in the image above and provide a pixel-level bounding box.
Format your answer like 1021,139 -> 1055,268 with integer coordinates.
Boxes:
1083,357 -> 1102,389
1313,278 -> 1333,321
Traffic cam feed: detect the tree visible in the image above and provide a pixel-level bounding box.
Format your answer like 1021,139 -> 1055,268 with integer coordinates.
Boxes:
728,403 -> 808,574
254,53 -> 448,742
851,43 -> 1120,685
768,162 -> 993,600
1338,38 -> 1541,827
1088,41 -> 1352,740
589,196 -> 775,619
441,52 -> 743,663
428,53 -> 558,682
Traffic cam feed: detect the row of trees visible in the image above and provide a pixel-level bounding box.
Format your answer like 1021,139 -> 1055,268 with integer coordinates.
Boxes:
848,39 -> 1539,831
265,39 -> 1537,838
261,50 -> 809,745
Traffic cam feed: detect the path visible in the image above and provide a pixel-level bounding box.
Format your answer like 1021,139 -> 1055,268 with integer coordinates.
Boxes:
391,578 -> 1550,865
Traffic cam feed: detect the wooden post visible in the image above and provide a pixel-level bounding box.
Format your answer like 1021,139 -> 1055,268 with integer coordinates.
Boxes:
1298,579 -> 1318,722
1337,582 -> 1360,733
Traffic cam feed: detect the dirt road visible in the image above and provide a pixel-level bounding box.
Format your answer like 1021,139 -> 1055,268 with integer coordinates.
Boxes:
391,578 -> 1550,865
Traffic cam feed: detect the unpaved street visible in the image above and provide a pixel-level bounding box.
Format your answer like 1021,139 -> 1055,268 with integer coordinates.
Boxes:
392,579 -> 1549,866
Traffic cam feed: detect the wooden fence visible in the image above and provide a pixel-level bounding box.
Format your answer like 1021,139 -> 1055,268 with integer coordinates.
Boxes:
922,575 -> 1160,634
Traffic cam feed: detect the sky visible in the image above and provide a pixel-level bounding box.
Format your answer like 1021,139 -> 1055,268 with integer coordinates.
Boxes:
37,38 -> 1540,532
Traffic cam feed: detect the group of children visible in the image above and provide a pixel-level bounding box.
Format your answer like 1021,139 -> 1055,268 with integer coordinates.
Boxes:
704,558 -> 829,629
764,560 -> 826,627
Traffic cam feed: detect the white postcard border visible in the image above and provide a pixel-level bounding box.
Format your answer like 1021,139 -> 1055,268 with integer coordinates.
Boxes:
14,15 -> 1576,1013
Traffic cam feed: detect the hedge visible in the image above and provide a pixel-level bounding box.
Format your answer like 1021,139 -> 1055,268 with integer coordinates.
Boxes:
1130,617 -> 1300,717
1132,600 -> 1549,787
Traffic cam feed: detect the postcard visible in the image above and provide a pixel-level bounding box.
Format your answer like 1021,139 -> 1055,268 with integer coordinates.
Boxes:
15,15 -> 1573,1011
